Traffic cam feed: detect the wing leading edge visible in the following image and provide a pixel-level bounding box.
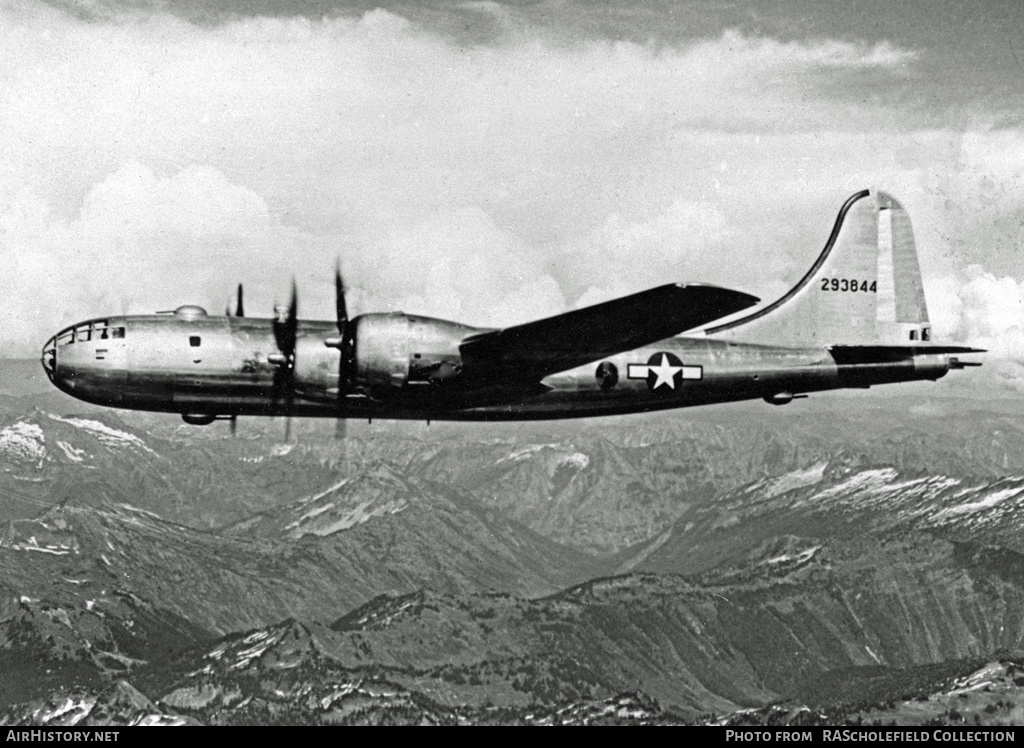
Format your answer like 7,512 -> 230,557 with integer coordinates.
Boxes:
459,283 -> 759,381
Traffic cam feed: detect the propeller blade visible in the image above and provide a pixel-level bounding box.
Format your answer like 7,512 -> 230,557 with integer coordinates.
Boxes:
285,282 -> 297,423
272,281 -> 298,359
236,284 -> 244,318
339,264 -> 352,329
333,264 -> 354,418
334,418 -> 346,440
335,263 -> 348,331
288,280 -> 297,334
229,416 -> 237,436
271,281 -> 299,421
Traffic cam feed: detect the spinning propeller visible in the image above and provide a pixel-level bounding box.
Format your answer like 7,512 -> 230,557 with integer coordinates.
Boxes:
269,282 -> 299,440
228,271 -> 353,442
326,264 -> 356,441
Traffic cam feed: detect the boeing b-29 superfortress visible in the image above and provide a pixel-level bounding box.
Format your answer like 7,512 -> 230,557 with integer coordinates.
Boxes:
42,190 -> 983,430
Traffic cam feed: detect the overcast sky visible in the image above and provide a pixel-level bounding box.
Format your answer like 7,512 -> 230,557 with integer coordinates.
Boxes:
2,0 -> 1023,387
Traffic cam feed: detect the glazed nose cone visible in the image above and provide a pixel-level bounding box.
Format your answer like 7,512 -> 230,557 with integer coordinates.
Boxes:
41,335 -> 57,383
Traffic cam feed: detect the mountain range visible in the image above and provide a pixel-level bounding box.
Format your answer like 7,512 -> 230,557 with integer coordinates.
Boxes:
1,358 -> 1023,725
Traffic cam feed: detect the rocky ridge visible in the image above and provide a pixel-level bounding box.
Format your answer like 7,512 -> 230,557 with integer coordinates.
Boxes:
2,378 -> 1024,723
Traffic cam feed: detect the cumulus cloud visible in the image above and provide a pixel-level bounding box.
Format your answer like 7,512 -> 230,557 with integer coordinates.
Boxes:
363,206 -> 566,326
0,161 -> 326,349
0,0 -> 1019,391
928,267 -> 1024,390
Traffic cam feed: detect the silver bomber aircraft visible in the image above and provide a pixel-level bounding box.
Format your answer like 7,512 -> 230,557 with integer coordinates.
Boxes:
41,190 -> 983,430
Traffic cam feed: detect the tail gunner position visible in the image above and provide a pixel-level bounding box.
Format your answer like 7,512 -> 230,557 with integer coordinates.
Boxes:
41,190 -> 983,429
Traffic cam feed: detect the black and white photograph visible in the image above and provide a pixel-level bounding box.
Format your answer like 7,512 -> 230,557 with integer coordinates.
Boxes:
1,0 -> 1023,728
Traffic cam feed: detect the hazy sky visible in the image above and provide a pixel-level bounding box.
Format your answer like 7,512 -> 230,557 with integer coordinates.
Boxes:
3,0 -> 1023,386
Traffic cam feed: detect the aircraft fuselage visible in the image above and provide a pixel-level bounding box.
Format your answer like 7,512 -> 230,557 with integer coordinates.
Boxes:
40,190 -> 983,426
41,308 -> 952,422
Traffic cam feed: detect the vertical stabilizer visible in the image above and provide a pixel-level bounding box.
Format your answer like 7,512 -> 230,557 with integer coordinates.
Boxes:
704,189 -> 932,347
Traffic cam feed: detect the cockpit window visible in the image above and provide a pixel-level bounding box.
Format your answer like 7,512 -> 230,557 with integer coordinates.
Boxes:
58,320 -> 122,344
189,336 -> 201,347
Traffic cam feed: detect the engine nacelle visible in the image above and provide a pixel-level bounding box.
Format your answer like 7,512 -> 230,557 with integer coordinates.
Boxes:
352,313 -> 482,392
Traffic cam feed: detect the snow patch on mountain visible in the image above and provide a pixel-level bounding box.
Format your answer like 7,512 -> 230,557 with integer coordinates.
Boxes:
32,695 -> 96,725
57,440 -> 87,463
197,624 -> 305,674
286,502 -> 335,529
946,662 -> 1007,696
0,421 -> 46,462
495,443 -> 560,465
320,682 -> 359,709
301,478 -> 352,506
557,453 -> 590,471
134,715 -> 194,726
932,485 -> 1024,520
47,415 -> 155,455
232,630 -> 277,670
10,537 -> 74,555
287,498 -> 409,539
752,462 -> 827,498
812,468 -> 900,501
762,545 -> 821,567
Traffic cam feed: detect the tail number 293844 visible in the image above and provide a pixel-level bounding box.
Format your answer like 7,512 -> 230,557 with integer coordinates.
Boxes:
821,278 -> 877,292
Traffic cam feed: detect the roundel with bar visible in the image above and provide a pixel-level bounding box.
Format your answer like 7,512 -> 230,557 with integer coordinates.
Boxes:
627,352 -> 703,392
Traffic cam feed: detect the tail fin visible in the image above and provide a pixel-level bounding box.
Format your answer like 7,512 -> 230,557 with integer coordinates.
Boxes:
705,190 -> 932,346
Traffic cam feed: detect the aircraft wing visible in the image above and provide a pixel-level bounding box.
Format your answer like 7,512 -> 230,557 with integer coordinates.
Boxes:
459,283 -> 759,381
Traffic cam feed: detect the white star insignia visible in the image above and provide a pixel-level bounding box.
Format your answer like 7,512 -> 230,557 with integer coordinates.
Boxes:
648,353 -> 683,389
627,355 -> 703,389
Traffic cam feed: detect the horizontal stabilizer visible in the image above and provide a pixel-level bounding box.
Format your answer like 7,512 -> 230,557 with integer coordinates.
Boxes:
461,284 -> 759,380
830,345 -> 986,364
